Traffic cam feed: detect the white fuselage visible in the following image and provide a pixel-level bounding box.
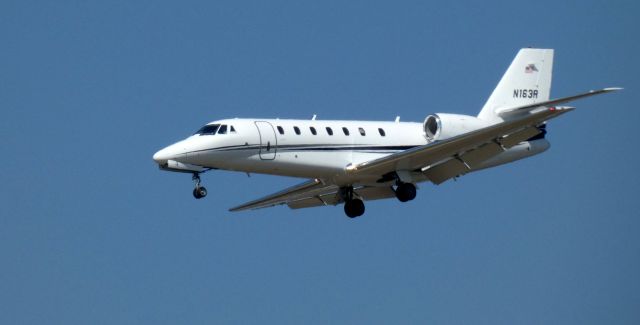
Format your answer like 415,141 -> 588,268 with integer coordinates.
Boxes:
153,117 -> 548,186
155,119 -> 425,181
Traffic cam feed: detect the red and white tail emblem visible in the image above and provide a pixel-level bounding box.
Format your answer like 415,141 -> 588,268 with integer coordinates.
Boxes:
525,64 -> 538,73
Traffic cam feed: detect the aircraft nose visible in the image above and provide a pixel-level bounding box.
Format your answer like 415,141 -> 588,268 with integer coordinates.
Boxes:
153,147 -> 172,163
153,139 -> 198,165
153,142 -> 185,163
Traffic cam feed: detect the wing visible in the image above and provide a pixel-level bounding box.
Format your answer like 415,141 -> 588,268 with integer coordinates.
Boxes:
496,87 -> 622,117
229,179 -> 395,211
346,87 -> 622,182
346,106 -> 571,182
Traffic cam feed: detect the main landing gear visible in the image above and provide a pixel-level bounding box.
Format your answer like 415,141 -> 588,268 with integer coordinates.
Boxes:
341,182 -> 417,218
342,186 -> 365,218
395,182 -> 417,202
192,173 -> 207,199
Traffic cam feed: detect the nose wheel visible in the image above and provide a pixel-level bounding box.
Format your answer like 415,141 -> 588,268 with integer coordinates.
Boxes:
192,173 -> 207,199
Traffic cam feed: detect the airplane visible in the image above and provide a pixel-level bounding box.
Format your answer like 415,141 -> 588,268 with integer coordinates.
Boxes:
153,48 -> 620,218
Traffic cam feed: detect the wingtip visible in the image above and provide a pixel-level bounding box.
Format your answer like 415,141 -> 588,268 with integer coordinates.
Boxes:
554,106 -> 576,112
603,87 -> 623,92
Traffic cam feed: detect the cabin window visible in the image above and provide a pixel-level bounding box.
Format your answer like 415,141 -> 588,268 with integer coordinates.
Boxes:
294,126 -> 301,135
326,127 -> 333,135
310,126 -> 317,135
218,125 -> 228,134
378,128 -> 385,136
194,124 -> 220,135
277,126 -> 284,135
358,127 -> 366,136
342,127 -> 350,136
230,125 -> 236,133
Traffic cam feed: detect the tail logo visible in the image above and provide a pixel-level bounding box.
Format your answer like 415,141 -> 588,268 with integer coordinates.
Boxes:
525,64 -> 538,73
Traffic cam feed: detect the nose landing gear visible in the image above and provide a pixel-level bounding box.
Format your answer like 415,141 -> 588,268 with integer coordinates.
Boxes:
192,173 -> 207,199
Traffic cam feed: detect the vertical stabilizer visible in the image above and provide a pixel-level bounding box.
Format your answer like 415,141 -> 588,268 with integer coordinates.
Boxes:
478,48 -> 554,122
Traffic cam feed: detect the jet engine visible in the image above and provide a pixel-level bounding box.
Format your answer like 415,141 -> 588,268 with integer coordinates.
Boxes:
423,113 -> 491,141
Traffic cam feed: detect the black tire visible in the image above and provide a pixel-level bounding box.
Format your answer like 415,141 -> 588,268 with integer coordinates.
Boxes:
193,187 -> 207,199
395,183 -> 417,202
197,186 -> 207,198
344,199 -> 365,218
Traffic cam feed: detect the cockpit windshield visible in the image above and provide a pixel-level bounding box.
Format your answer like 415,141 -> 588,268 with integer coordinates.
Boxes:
194,123 -> 237,135
194,124 -> 220,135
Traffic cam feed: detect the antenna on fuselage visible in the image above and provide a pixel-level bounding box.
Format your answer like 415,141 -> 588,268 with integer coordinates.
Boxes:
395,116 -> 400,123
312,114 -> 317,120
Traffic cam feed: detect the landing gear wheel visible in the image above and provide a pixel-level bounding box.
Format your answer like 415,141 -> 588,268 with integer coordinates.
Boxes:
395,183 -> 417,202
192,173 -> 207,199
344,199 -> 365,218
193,186 -> 207,199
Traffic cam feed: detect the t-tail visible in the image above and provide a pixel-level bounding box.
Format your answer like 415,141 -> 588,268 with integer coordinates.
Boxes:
477,48 -> 554,123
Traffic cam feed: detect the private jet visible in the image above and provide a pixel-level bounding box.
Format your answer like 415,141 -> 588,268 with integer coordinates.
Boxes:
153,48 -> 620,218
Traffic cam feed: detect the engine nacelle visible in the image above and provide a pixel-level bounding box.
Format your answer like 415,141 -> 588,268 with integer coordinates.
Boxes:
423,113 -> 491,141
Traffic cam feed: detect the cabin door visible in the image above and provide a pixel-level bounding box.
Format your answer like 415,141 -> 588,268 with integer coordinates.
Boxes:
254,121 -> 277,160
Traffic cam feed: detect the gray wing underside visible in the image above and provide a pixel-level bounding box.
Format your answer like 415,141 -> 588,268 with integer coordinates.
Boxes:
229,179 -> 395,211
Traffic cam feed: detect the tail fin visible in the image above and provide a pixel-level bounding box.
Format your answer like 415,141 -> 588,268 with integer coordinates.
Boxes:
478,48 -> 554,122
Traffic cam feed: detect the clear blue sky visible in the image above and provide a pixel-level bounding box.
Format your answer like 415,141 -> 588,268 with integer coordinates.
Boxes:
1,1 -> 638,324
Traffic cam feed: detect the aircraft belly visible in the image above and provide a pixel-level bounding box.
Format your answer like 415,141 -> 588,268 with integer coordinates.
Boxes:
195,150 -> 348,178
